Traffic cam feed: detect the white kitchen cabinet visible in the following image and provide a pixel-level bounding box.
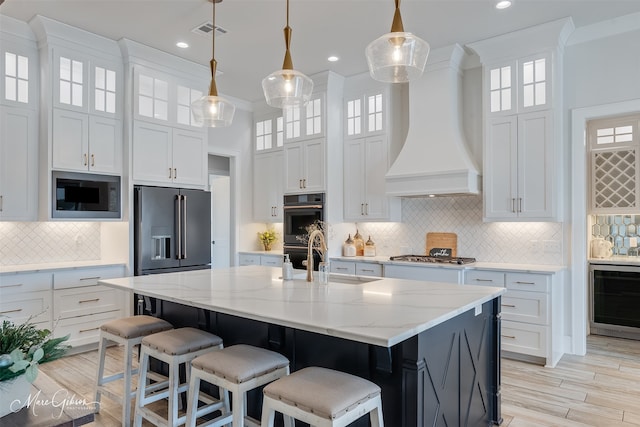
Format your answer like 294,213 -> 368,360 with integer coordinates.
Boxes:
384,264 -> 461,283
330,260 -> 383,277
0,106 -> 38,220
52,109 -> 122,174
0,271 -> 52,327
284,138 -> 325,194
470,20 -> 572,222
463,268 -> 563,367
284,95 -> 324,142
343,135 -> 399,221
52,264 -> 127,348
484,111 -> 554,220
132,120 -> 206,187
238,253 -> 282,267
253,150 -> 284,222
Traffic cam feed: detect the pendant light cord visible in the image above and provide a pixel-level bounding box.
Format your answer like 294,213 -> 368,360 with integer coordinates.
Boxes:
286,0 -> 289,28
212,0 -> 216,61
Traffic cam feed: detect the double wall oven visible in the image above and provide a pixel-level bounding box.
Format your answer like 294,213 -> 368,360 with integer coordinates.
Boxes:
590,262 -> 640,339
283,193 -> 324,270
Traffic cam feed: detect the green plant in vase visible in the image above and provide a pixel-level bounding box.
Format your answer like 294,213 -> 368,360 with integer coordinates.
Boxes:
258,229 -> 278,251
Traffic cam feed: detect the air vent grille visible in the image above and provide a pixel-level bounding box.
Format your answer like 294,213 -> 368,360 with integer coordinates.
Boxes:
192,21 -> 228,37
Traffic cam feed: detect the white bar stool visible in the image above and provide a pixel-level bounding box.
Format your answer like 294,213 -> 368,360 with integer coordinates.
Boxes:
261,367 -> 384,427
94,315 -> 173,426
134,327 -> 224,427
185,344 -> 291,427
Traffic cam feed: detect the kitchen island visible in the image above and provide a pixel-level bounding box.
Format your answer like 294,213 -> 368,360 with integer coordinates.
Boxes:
100,266 -> 505,426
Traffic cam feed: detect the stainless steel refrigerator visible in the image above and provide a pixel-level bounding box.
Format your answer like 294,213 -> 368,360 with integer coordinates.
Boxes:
134,185 -> 211,276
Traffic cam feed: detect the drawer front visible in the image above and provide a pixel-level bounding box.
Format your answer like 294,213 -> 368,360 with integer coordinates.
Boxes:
55,310 -> 123,347
501,290 -> 549,325
261,256 -> 283,267
464,270 -> 505,286
505,272 -> 550,293
501,320 -> 547,357
355,263 -> 383,277
53,265 -> 126,289
330,261 -> 356,275
0,290 -> 52,325
239,254 -> 260,266
0,272 -> 52,294
54,285 -> 124,319
385,265 -> 461,283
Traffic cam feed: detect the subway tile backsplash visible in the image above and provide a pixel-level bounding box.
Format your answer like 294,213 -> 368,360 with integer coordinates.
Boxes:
0,222 -> 101,265
351,197 -> 564,265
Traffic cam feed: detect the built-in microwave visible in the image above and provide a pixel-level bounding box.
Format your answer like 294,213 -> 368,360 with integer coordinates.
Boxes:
52,171 -> 121,219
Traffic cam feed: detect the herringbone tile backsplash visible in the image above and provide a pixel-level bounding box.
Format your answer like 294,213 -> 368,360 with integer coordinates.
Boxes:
0,222 -> 100,265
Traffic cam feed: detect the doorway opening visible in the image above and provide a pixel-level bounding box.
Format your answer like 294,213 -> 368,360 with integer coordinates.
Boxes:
209,155 -> 231,269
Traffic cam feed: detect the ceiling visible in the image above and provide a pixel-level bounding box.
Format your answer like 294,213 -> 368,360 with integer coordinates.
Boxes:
2,0 -> 640,103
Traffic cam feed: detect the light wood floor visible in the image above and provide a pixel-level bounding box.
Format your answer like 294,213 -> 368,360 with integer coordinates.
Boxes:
39,335 -> 640,426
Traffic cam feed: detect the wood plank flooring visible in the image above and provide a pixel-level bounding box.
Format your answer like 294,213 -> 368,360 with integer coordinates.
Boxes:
37,335 -> 640,426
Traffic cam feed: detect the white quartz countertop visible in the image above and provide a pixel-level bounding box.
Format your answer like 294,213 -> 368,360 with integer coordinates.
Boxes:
329,256 -> 565,273
99,266 -> 505,348
0,260 -> 126,274
589,256 -> 640,266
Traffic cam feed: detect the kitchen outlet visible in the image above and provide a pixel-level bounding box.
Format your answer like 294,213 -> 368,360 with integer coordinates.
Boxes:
543,240 -> 561,254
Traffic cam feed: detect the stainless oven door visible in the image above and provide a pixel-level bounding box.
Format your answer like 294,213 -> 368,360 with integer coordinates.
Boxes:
590,263 -> 640,339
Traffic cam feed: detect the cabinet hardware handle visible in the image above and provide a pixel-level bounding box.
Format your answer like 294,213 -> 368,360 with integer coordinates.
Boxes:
511,198 -> 516,213
365,203 -> 369,215
501,334 -> 516,339
0,309 -> 22,314
501,304 -> 516,308
83,153 -> 88,166
303,178 -> 306,188
0,283 -> 23,288
361,203 -> 364,215
475,279 -> 494,282
173,168 -> 177,179
299,179 -> 303,188
336,267 -> 349,271
79,276 -> 101,281
169,168 -> 173,178
91,154 -> 95,167
515,281 -> 535,285
79,327 -> 100,333
362,269 -> 374,272
0,195 -> 3,212
518,197 -> 523,213
79,298 -> 100,303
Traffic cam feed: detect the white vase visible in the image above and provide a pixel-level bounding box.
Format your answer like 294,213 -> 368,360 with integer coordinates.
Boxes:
0,375 -> 31,418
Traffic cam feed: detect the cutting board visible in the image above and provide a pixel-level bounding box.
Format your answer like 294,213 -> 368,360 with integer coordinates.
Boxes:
426,232 -> 457,257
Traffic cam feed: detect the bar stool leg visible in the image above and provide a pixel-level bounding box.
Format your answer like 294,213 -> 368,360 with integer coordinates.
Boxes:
122,338 -> 134,425
133,349 -> 150,427
94,334 -> 107,413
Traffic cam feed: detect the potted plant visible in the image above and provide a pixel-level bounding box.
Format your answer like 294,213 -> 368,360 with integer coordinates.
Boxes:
258,228 -> 278,251
0,319 -> 70,418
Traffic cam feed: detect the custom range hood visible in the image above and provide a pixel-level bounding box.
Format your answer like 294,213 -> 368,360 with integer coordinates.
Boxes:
385,44 -> 481,197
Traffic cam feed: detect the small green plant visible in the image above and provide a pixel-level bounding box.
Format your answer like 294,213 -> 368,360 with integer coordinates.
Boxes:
0,319 -> 69,383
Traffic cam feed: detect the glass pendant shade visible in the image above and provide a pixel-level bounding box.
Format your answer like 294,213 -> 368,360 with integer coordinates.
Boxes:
191,92 -> 235,127
366,31 -> 430,83
262,69 -> 313,109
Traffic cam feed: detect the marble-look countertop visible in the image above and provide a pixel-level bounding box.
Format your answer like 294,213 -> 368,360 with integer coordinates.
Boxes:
589,256 -> 640,266
0,260 -> 126,274
99,266 -> 505,348
329,256 -> 566,273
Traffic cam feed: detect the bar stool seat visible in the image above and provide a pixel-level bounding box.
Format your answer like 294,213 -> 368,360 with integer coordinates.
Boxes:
186,344 -> 290,427
261,367 -> 384,427
135,327 -> 224,427
94,315 -> 173,426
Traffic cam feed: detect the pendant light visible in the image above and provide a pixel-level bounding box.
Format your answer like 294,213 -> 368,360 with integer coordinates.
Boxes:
192,0 -> 235,127
365,0 -> 430,83
262,0 -> 313,109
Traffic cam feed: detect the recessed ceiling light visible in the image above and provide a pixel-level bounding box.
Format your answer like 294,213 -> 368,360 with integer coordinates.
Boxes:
327,56 -> 339,62
495,1 -> 512,9
176,41 -> 189,49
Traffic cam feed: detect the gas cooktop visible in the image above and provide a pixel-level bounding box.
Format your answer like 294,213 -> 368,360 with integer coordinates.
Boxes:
389,255 -> 477,265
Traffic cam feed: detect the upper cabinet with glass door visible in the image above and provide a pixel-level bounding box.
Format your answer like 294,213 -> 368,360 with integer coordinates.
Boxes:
487,53 -> 551,116
345,91 -> 386,139
284,93 -> 324,142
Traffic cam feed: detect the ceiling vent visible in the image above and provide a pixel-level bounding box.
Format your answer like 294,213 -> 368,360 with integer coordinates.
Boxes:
192,21 -> 228,38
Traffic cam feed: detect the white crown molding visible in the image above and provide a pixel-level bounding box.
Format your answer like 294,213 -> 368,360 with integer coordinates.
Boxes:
567,11 -> 640,46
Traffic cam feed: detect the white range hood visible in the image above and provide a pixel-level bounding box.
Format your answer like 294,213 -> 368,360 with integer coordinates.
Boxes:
385,44 -> 481,197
